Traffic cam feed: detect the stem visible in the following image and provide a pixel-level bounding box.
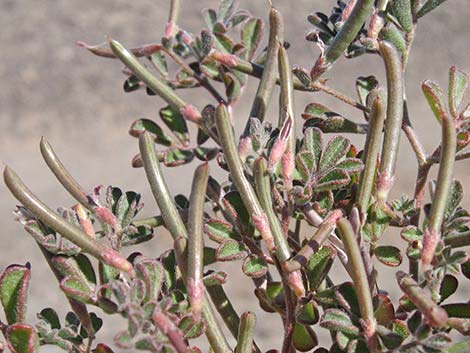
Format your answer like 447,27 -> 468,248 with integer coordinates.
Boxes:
422,110 -> 456,267
337,218 -> 376,352
215,104 -> 276,252
235,312 -> 257,353
356,90 -> 386,213
138,132 -> 231,353
377,41 -> 404,203
247,6 -> 283,126
253,157 -> 291,262
168,0 -> 181,23
396,271 -> 448,327
40,137 -> 90,207
206,285 -> 240,339
210,52 -> 369,112
110,39 -> 202,124
3,166 -> 134,275
187,163 -> 209,320
310,0 -> 375,80
402,100 -> 427,165
284,210 -> 343,273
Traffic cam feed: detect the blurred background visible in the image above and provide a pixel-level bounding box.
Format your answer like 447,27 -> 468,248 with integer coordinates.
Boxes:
1,0 -> 470,351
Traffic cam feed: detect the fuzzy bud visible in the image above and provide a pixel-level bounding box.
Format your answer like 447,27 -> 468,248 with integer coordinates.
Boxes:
180,30 -> 193,45
421,228 -> 440,268
268,138 -> 288,171
164,20 -> 178,39
180,104 -> 202,124
281,149 -> 295,191
253,213 -> 275,252
287,270 -> 306,297
102,248 -> 135,277
238,136 -> 252,162
376,170 -> 395,203
72,204 -> 95,238
153,311 -> 189,353
94,206 -> 122,233
341,0 -> 357,22
210,50 -> 239,67
367,10 -> 384,40
188,278 -> 204,321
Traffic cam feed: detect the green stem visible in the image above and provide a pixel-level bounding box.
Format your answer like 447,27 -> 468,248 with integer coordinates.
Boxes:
377,41 -> 404,203
356,90 -> 386,213
110,39 -> 201,124
422,109 -> 456,267
187,163 -> 209,319
337,218 -> 376,352
3,166 -> 134,275
235,312 -> 256,353
40,137 -> 90,208
310,0 -> 375,80
253,157 -> 291,262
206,285 -> 240,339
138,132 -> 231,353
247,6 -> 283,127
169,0 -> 181,23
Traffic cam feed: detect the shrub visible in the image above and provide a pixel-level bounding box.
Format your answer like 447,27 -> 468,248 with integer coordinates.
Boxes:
2,0 -> 470,352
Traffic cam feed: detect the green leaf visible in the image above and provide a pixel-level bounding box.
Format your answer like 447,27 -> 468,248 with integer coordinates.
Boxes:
203,271 -> 227,286
38,308 -> 61,330
375,246 -> 402,267
0,264 -> 30,324
123,75 -> 141,92
302,127 -> 323,166
296,301 -> 319,325
216,240 -> 246,261
296,151 -> 316,182
374,294 -> 395,326
445,180 -> 463,219
242,18 -> 264,60
293,323 -> 318,352
449,66 -> 468,117
222,72 -> 242,104
391,0 -> 413,32
422,333 -> 451,350
400,226 -> 424,242
442,303 -> 470,318
319,136 -> 350,172
179,315 -> 205,339
391,319 -> 410,340
204,219 -> 240,243
417,0 -> 449,18
376,325 -> 403,350
5,324 -> 40,353
242,254 -> 268,278
440,274 -> 458,302
218,0 -> 236,23
320,309 -> 360,336
422,80 -> 448,123
159,106 -> 189,146
223,191 -> 250,227
306,246 -> 335,291
316,169 -> 350,192
335,158 -> 363,175
303,103 -> 331,117
60,276 -> 94,304
202,8 -> 217,30
449,340 -> 470,353
163,148 -> 194,167
129,119 -> 173,146
356,76 -> 379,106
150,52 -> 168,76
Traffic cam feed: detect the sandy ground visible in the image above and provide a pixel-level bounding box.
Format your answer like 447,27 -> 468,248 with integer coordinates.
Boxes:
1,0 -> 470,351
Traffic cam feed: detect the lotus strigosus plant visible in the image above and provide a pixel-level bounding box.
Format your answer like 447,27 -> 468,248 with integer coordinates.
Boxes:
2,0 -> 470,353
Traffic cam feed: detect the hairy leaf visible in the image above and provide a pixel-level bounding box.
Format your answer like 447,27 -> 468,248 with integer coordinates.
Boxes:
0,264 -> 30,324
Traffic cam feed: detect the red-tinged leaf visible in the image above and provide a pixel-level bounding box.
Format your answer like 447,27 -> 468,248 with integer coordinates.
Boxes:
135,257 -> 165,303
203,270 -> 228,286
306,246 -> 336,291
129,119 -> 173,146
159,106 -> 189,146
316,169 -> 350,192
303,103 -> 331,118
216,240 -> 246,261
400,226 -> 423,242
179,315 -> 206,339
422,333 -> 452,350
296,151 -> 316,182
391,319 -> 410,340
302,127 -> 323,166
92,344 -> 115,353
376,325 -> 403,350
422,80 -> 448,123
320,309 -> 360,336
0,264 -> 30,324
242,18 -> 264,60
374,294 -> 395,326
242,254 -> 268,278
60,276 -> 95,304
375,246 -> 402,267
5,324 -> 39,353
163,148 -> 194,167
356,76 -> 379,106
319,136 -> 350,172
335,158 -> 363,174
449,66 -> 468,117
204,219 -> 240,243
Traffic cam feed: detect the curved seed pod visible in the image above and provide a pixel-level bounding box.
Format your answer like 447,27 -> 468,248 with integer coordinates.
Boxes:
3,167 -> 134,276
235,312 -> 257,353
188,163 -> 210,320
40,137 -> 89,208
